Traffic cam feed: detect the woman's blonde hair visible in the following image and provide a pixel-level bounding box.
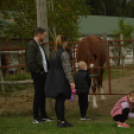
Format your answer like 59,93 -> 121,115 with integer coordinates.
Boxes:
78,61 -> 87,69
50,35 -> 67,60
55,35 -> 67,51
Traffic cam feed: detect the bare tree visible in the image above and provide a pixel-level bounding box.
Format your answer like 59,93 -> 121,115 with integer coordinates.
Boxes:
37,0 -> 49,56
36,0 -> 52,111
50,0 -> 57,40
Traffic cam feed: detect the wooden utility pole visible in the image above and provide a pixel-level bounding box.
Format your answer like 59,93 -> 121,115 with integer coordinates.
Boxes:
37,0 -> 49,57
36,0 -> 52,111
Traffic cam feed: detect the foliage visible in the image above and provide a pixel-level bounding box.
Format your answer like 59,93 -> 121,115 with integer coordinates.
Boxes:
48,0 -> 91,41
0,0 -> 37,41
113,18 -> 134,42
103,67 -> 134,80
88,0 -> 134,17
0,0 -> 91,43
113,19 -> 134,65
0,73 -> 32,95
4,73 -> 31,81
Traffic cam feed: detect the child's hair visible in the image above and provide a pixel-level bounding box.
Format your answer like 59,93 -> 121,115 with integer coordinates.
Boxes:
78,61 -> 87,69
128,90 -> 134,97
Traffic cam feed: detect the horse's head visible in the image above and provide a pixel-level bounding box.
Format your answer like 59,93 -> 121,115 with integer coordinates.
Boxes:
87,50 -> 99,89
77,37 -> 101,89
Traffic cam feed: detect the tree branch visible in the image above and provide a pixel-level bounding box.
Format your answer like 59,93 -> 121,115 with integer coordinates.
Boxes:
48,27 -> 55,40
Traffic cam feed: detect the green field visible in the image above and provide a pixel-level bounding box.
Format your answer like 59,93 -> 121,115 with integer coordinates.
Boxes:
1,114 -> 134,134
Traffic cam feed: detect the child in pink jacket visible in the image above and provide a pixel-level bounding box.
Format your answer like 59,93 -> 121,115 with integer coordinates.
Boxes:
110,90 -> 134,128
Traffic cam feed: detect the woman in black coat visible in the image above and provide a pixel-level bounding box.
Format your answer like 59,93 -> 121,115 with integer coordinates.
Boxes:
45,35 -> 75,128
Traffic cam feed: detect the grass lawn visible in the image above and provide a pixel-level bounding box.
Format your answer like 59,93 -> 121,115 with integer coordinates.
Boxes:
1,68 -> 134,134
1,114 -> 134,134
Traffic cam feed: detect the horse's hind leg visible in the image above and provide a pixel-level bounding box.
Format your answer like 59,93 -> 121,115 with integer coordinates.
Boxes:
92,87 -> 98,108
99,70 -> 106,101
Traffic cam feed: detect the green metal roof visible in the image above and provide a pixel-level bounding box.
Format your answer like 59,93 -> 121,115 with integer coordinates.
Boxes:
79,15 -> 134,36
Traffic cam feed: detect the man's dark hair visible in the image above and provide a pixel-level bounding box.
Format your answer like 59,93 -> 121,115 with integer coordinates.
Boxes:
34,27 -> 45,36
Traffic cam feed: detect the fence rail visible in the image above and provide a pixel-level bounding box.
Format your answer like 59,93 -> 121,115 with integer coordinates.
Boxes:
0,80 -> 33,85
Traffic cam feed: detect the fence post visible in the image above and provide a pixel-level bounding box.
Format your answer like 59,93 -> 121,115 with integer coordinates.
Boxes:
107,42 -> 112,94
120,34 -> 125,72
5,42 -> 9,75
102,33 -> 108,66
0,55 -> 5,94
73,43 -> 76,74
131,32 -> 134,64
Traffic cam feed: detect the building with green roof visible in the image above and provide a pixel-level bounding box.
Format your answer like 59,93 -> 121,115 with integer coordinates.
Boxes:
79,15 -> 134,37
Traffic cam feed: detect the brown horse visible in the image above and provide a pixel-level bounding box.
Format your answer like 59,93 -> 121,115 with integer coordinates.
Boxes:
76,35 -> 107,108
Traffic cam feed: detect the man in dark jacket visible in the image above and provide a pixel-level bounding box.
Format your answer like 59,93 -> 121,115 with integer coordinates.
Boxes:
25,27 -> 54,123
74,61 -> 91,120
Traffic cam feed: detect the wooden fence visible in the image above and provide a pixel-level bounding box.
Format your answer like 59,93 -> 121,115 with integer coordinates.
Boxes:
1,39 -> 134,95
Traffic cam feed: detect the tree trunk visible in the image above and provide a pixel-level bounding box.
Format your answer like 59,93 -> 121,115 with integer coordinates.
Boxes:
37,0 -> 49,56
47,0 -> 57,41
50,0 -> 57,40
36,0 -> 52,112
120,34 -> 125,73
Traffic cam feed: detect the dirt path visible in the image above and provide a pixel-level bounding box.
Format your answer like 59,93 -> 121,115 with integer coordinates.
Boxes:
0,72 -> 134,115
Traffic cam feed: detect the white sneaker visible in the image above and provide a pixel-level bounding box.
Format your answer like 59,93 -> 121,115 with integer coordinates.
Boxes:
81,116 -> 91,121
33,119 -> 45,124
42,117 -> 55,122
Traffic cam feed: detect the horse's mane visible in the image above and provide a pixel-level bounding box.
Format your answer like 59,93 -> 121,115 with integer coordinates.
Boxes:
77,35 -> 104,62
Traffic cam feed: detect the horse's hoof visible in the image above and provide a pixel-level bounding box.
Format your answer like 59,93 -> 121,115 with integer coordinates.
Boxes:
93,105 -> 98,109
101,98 -> 106,101
101,96 -> 106,101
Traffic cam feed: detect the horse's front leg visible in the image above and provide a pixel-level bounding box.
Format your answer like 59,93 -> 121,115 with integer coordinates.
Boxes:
92,85 -> 98,108
100,87 -> 106,101
98,85 -> 106,101
93,94 -> 98,108
91,77 -> 98,108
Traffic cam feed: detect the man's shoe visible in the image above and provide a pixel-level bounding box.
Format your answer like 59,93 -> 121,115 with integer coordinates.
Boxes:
81,116 -> 91,121
42,117 -> 55,122
33,119 -> 45,124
